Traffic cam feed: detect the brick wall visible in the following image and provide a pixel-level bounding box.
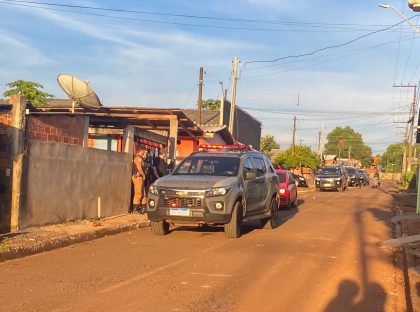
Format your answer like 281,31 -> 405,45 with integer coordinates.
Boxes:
27,115 -> 85,145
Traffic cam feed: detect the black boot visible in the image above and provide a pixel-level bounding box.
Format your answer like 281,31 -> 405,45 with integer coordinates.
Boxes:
141,204 -> 147,214
128,204 -> 135,214
132,204 -> 141,214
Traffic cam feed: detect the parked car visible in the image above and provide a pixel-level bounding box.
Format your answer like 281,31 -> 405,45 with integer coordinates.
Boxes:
345,166 -> 362,187
276,169 -> 298,209
291,173 -> 307,187
147,145 -> 280,238
361,170 -> 369,186
315,165 -> 348,192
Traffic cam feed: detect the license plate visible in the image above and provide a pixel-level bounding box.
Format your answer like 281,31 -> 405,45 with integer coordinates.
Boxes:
324,183 -> 331,187
169,208 -> 190,216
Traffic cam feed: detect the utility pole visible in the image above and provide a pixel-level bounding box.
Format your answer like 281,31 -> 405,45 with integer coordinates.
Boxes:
196,67 -> 204,125
219,81 -> 225,126
348,146 -> 351,161
408,85 -> 417,172
10,95 -> 27,232
299,139 -> 304,146
393,84 -> 417,174
292,116 -> 297,152
229,57 -> 239,140
319,123 -> 324,166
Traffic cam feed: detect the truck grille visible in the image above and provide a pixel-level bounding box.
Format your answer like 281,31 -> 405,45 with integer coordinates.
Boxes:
160,197 -> 203,208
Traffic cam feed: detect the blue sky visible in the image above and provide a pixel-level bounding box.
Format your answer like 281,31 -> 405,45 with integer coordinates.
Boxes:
0,0 -> 419,154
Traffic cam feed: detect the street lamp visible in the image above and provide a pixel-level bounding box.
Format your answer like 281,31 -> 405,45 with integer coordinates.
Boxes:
378,3 -> 420,33
408,0 -> 420,12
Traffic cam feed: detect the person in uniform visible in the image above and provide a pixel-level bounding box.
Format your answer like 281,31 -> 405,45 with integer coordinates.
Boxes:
131,148 -> 147,214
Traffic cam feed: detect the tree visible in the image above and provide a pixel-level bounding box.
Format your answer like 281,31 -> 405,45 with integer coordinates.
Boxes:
260,134 -> 280,155
3,80 -> 54,108
274,146 -> 319,169
381,142 -> 420,173
324,126 -> 372,167
201,99 -> 220,111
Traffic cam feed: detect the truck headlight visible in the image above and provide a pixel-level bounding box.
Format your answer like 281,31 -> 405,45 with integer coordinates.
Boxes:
207,187 -> 230,197
149,185 -> 159,195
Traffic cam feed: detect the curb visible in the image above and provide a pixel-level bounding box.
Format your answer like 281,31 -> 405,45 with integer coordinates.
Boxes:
0,220 -> 150,262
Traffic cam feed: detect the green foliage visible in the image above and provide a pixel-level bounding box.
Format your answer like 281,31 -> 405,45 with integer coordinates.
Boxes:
201,99 -> 220,110
3,80 -> 54,108
381,143 -> 403,173
274,145 -> 319,169
381,142 -> 420,173
324,126 -> 372,167
260,134 -> 280,155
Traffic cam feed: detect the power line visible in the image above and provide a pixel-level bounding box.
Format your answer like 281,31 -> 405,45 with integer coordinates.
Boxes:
1,0 -> 419,34
3,0 -> 420,28
243,16 -> 418,65
242,35 -> 420,80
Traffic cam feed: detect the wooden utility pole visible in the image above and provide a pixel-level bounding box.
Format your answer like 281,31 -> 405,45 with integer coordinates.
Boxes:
229,57 -> 239,140
393,84 -> 417,174
219,81 -> 225,126
10,95 -> 27,232
408,85 -> 417,172
348,146 -> 351,161
292,116 -> 297,152
318,123 -> 324,165
197,67 -> 204,125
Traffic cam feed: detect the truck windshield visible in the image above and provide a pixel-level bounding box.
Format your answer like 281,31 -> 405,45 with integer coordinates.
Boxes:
173,157 -> 240,176
319,167 -> 341,175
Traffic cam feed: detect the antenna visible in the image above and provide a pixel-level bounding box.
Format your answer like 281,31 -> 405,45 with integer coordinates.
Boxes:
57,74 -> 102,113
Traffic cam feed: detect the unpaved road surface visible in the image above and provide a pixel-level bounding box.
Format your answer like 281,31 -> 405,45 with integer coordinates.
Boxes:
0,182 -> 405,311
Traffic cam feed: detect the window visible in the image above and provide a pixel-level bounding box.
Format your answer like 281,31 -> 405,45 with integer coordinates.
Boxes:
242,158 -> 254,177
277,173 -> 286,183
264,156 -> 275,173
173,157 -> 240,176
252,157 -> 266,177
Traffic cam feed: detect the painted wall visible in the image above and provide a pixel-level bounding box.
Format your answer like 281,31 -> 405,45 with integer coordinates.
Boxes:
20,140 -> 132,228
176,138 -> 199,163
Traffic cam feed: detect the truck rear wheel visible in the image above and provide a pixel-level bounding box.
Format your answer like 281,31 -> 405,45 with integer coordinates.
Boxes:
262,198 -> 279,229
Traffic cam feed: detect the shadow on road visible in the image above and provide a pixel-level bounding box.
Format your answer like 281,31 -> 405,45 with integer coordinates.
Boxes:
323,280 -> 386,312
170,204 -> 301,236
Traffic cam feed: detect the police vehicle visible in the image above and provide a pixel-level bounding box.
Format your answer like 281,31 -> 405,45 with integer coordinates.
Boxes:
146,144 -> 280,238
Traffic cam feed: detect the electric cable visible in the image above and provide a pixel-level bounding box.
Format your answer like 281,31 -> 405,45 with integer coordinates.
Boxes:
3,0 -> 420,29
243,16 -> 418,65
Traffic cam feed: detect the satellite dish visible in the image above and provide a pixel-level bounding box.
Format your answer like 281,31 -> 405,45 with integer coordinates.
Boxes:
57,74 -> 102,112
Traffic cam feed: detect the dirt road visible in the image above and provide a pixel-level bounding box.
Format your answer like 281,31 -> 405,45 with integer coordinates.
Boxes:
0,182 -> 405,311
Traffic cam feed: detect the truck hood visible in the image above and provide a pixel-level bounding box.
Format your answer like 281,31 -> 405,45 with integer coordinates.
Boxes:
155,175 -> 238,190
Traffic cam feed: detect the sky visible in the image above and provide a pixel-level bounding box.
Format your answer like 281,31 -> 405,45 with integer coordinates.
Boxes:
0,0 -> 419,155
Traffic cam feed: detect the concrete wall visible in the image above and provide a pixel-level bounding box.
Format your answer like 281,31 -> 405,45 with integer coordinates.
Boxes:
20,140 -> 132,228
0,112 -> 12,233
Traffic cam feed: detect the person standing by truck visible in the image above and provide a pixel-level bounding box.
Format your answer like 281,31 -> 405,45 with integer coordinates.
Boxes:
131,148 -> 147,214
152,149 -> 170,179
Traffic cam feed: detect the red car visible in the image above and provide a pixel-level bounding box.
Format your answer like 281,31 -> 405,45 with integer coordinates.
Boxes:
275,169 -> 298,209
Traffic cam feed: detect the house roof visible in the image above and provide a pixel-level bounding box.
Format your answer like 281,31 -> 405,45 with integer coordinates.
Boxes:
30,100 -> 204,138
182,109 -> 220,126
